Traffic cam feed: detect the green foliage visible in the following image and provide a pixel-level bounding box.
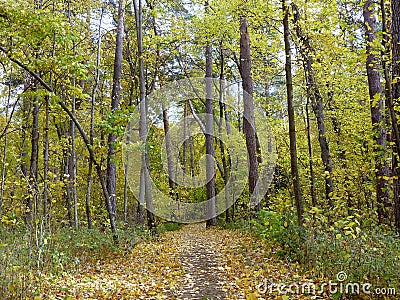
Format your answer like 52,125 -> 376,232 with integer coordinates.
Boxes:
251,210 -> 305,259
239,210 -> 400,293
299,228 -> 400,290
157,221 -> 183,234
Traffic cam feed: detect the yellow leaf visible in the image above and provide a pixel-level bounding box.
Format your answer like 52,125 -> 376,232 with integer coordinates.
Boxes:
246,293 -> 258,300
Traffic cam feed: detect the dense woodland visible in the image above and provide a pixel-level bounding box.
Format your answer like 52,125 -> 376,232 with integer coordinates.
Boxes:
0,0 -> 400,298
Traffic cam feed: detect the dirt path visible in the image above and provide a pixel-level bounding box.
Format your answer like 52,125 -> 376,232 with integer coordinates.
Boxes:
42,224 -> 303,299
176,223 -> 227,299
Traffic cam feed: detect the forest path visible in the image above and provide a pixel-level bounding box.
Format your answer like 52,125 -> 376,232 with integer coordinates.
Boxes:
175,223 -> 231,299
43,224 -> 305,299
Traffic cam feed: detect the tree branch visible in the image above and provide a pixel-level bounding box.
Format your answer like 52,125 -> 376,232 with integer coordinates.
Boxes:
0,45 -> 118,242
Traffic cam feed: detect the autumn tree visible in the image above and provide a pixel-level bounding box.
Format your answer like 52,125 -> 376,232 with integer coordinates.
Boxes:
240,16 -> 260,211
363,0 -> 390,223
282,0 -> 303,226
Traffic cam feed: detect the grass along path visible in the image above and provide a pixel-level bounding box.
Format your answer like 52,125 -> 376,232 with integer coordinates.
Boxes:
41,224 -> 311,299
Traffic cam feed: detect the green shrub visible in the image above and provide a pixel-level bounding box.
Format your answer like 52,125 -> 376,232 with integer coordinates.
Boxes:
157,221 -> 183,233
251,210 -> 305,259
242,209 -> 400,295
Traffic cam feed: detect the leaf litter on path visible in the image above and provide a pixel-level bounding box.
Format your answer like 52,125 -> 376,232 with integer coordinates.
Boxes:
41,223 -> 315,299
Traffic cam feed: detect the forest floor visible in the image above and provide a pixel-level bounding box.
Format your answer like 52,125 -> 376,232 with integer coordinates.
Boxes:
41,223 -> 312,299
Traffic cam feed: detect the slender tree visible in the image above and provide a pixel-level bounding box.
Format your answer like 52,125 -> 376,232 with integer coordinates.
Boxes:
0,67 -> 12,218
282,0 -> 303,226
106,0 -> 124,222
86,6 -> 105,229
392,0 -> 400,231
134,0 -> 156,230
239,17 -> 260,211
162,103 -> 176,198
292,4 -> 334,208
304,93 -> 316,207
205,42 -> 217,227
363,0 -> 390,223
217,45 -> 232,222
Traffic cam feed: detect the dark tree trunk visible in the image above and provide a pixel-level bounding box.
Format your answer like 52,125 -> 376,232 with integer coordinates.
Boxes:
282,0 -> 303,226
106,0 -> 124,222
217,47 -> 231,222
20,84 -> 30,226
29,95 -> 39,226
43,96 -> 50,220
393,0 -> 400,105
162,103 -> 176,198
64,146 -> 73,227
237,83 -> 241,132
240,18 -> 260,211
380,0 -> 397,228
305,95 -> 316,207
189,135 -> 194,177
205,43 -> 217,227
363,0 -> 390,224
68,112 -> 78,229
392,0 -> 400,231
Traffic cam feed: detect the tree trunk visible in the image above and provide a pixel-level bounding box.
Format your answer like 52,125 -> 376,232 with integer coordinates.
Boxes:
29,94 -> 39,226
393,0 -> 400,104
217,46 -> 231,222
392,0 -> 400,231
363,0 -> 390,223
64,146 -> 73,227
162,103 -> 176,198
69,92 -> 78,230
134,0 -> 156,231
239,17 -> 260,211
66,0 -> 79,231
282,0 -> 303,226
43,95 -> 50,220
0,72 -> 12,218
292,4 -> 334,208
305,94 -> 316,207
86,7 -> 104,230
106,0 -> 124,223
183,101 -> 188,177
20,78 -> 30,226
205,43 -> 217,227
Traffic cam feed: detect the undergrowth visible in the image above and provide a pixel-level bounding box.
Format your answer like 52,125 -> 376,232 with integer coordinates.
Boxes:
229,209 -> 400,297
0,221 -> 179,299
